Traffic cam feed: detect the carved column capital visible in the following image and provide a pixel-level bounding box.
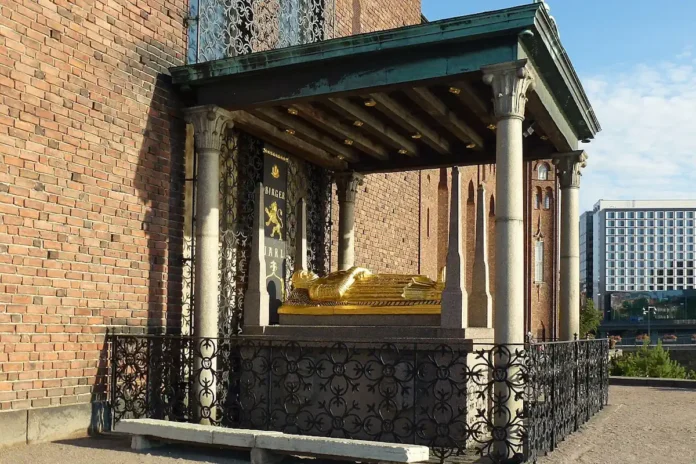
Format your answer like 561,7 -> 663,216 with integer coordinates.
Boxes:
335,171 -> 364,203
184,105 -> 234,152
553,151 -> 588,189
482,59 -> 536,121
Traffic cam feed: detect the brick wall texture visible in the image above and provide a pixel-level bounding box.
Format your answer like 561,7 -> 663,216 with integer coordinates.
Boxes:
0,0 -> 559,411
0,0 -> 187,410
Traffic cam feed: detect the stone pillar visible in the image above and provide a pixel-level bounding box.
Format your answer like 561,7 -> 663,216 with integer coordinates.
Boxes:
295,198 -> 308,272
335,172 -> 364,271
441,166 -> 468,328
185,105 -> 231,424
483,60 -> 534,344
483,59 -> 535,461
470,183 -> 492,328
244,183 -> 270,327
554,151 -> 587,340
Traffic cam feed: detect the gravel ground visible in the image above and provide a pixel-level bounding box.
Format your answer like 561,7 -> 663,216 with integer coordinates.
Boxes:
1,386 -> 695,464
538,386 -> 696,464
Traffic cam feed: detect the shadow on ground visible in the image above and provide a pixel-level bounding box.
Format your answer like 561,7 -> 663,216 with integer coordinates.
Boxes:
54,435 -> 369,464
56,435 -> 250,463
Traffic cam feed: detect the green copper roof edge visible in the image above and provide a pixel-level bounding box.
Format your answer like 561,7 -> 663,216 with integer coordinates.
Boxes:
170,4 -> 541,84
524,7 -> 601,139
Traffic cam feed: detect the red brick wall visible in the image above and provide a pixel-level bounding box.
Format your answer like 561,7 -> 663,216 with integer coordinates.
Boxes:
330,0 -> 424,275
0,0 -> 187,410
336,0 -> 422,37
0,0 -> 560,413
530,160 -> 557,339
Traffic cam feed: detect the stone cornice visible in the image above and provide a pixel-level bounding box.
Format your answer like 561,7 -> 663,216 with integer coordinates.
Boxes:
184,105 -> 234,152
335,172 -> 365,203
553,150 -> 587,189
482,59 -> 536,120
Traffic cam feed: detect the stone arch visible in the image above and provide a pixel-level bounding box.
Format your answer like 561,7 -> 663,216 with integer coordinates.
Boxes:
537,162 -> 550,181
535,186 -> 543,209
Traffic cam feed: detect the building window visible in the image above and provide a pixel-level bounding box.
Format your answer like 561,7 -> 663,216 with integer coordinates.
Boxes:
426,208 -> 430,238
534,187 -> 542,209
535,240 -> 544,283
543,189 -> 553,210
537,163 -> 549,180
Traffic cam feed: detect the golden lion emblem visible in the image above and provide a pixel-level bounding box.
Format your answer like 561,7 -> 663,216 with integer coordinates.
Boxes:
265,201 -> 283,239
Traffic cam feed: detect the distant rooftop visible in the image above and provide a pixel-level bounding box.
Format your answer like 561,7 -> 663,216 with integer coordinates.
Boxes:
593,200 -> 696,211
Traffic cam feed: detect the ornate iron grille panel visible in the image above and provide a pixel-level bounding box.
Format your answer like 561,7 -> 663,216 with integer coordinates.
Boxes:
285,157 -> 332,290
110,336 -> 609,463
524,340 -> 609,463
191,0 -> 336,64
183,129 -> 333,338
218,130 -> 264,337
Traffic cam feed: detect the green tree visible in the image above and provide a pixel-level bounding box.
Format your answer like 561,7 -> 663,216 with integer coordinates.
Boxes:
579,299 -> 602,338
610,341 -> 696,379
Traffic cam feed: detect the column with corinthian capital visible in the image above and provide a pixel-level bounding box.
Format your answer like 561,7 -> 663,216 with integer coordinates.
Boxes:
482,60 -> 535,346
482,59 -> 535,462
184,105 -> 232,424
335,172 -> 364,271
554,151 -> 587,340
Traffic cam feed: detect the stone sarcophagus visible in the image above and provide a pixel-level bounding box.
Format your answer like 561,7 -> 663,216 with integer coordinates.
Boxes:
278,266 -> 443,326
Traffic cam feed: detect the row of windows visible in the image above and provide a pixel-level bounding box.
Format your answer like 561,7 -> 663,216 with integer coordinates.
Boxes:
607,227 -> 696,237
606,210 -> 696,219
607,285 -> 694,292
606,236 -> 696,245
607,245 -> 696,256
608,244 -> 695,252
606,253 -> 696,265
607,219 -> 695,228
607,269 -> 695,277
608,277 -> 695,284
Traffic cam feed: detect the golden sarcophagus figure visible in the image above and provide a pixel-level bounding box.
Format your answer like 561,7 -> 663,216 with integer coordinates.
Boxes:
278,266 -> 443,317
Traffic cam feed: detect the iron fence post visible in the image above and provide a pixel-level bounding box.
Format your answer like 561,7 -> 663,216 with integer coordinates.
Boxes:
267,341 -> 273,431
109,332 -> 117,428
412,342 -> 417,446
550,343 -> 556,451
586,342 -> 590,422
573,341 -> 579,432
146,337 -> 151,418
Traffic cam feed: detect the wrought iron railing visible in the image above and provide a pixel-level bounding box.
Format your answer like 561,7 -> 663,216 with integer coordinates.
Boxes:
188,0 -> 337,64
108,335 -> 608,463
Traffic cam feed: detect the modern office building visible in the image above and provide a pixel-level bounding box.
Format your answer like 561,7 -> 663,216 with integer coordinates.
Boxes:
580,200 -> 696,340
579,210 -> 594,299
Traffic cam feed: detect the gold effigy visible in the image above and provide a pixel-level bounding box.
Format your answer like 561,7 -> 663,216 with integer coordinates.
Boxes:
278,267 -> 443,315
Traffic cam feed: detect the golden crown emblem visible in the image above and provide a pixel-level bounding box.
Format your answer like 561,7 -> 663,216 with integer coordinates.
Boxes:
271,165 -> 280,179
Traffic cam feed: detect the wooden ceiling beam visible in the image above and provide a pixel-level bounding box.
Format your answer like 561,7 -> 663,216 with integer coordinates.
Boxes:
406,87 -> 485,150
326,97 -> 419,157
291,103 -> 390,161
449,80 -> 494,125
233,111 -> 348,171
252,107 -> 361,163
369,93 -> 450,155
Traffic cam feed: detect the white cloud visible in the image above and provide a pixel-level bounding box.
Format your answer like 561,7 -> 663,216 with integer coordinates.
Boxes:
579,54 -> 696,212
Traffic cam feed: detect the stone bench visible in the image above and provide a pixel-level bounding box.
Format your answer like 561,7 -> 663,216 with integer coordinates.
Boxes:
113,418 -> 429,464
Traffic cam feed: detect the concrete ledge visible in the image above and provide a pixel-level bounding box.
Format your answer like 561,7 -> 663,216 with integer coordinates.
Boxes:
0,402 -> 109,449
255,433 -> 429,462
115,418 -> 429,463
0,410 -> 29,449
610,376 -> 696,389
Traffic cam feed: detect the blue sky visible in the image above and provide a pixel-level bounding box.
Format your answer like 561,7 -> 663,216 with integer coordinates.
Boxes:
423,1 -> 696,213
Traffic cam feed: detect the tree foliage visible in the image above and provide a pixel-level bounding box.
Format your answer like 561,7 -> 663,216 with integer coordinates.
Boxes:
579,299 -> 602,338
610,341 -> 696,379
